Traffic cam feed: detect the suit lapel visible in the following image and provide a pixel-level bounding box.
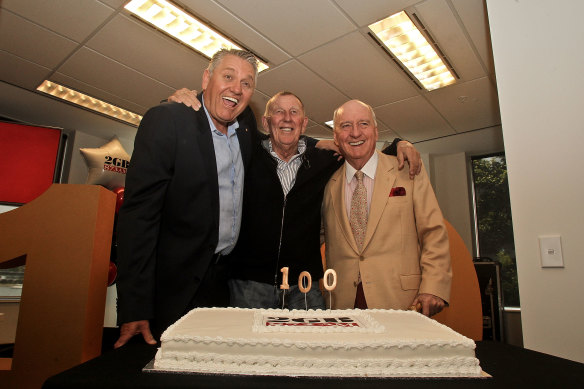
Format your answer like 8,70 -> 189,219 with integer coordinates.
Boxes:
236,105 -> 256,169
236,125 -> 251,166
362,152 -> 397,250
193,101 -> 218,181
329,164 -> 360,254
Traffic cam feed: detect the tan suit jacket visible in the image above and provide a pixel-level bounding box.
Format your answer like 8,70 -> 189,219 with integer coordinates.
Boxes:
323,151 -> 451,309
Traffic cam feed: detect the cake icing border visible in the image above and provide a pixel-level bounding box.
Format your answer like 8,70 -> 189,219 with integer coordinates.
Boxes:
154,350 -> 482,377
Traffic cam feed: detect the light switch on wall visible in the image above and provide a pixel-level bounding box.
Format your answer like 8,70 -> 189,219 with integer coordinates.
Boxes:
539,235 -> 564,268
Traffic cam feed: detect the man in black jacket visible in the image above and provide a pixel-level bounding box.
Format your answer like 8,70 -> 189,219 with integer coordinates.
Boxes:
114,49 -> 259,348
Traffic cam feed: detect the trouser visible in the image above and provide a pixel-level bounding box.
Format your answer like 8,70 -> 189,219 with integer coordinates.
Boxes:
188,254 -> 230,309
228,278 -> 326,310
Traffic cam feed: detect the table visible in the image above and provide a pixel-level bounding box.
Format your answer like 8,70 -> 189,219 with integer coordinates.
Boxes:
42,332 -> 584,389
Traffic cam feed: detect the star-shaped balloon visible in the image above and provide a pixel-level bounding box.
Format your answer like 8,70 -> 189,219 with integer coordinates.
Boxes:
80,136 -> 130,190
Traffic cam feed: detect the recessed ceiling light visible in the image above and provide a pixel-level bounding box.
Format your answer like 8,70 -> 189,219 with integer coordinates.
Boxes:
36,80 -> 142,126
125,0 -> 269,72
369,11 -> 456,91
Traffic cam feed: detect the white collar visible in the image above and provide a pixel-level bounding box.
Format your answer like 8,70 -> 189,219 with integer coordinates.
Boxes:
344,151 -> 378,181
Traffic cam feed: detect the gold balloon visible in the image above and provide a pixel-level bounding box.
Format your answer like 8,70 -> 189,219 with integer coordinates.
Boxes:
79,136 -> 130,189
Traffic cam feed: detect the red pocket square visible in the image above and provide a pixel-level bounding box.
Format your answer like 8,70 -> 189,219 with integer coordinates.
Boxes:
390,187 -> 406,197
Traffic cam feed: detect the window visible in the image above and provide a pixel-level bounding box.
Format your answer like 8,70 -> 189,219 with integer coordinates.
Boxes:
471,153 -> 520,307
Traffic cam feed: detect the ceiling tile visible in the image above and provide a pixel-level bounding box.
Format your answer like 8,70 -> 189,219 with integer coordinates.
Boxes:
426,76 -> 500,132
0,51 -> 52,89
334,0 -> 419,26
2,0 -> 116,42
256,60 -> 348,124
0,0 -> 501,148
451,0 -> 495,77
306,123 -> 334,139
413,0 -> 485,81
0,80 -> 138,141
414,126 -> 503,155
181,0 -> 291,65
51,72 -> 148,115
57,48 -> 176,111
379,125 -> 400,142
375,96 -> 456,142
304,121 -> 397,142
87,15 -> 207,90
300,31 -> 419,107
0,10 -> 78,69
216,0 -> 355,56
376,121 -> 400,143
98,0 -> 126,9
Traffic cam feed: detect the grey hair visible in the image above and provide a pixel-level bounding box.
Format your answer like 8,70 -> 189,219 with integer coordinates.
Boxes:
332,100 -> 378,129
207,48 -> 259,83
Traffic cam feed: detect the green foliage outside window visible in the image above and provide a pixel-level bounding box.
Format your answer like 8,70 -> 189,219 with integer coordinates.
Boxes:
472,155 -> 520,307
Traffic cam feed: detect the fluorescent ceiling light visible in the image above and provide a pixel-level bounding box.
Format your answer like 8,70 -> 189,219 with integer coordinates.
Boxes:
369,11 -> 455,91
324,120 -> 334,129
125,0 -> 269,72
37,81 -> 142,126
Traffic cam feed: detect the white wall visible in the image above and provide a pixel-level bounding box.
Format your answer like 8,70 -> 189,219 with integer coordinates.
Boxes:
487,0 -> 584,363
429,153 -> 474,253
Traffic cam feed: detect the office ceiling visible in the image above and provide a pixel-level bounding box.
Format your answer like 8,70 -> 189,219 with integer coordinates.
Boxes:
0,0 -> 500,143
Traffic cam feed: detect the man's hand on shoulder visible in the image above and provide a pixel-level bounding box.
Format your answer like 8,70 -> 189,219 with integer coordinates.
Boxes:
396,141 -> 422,179
168,88 -> 201,111
410,293 -> 446,317
114,320 -> 157,349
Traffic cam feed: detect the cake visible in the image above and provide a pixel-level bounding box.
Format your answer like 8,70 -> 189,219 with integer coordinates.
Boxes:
153,307 -> 482,377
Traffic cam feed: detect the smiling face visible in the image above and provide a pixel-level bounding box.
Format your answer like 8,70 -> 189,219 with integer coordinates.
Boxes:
333,100 -> 378,170
202,54 -> 256,133
262,93 -> 308,161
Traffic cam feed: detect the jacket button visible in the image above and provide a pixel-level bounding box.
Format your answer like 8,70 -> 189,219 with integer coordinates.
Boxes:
359,255 -> 365,261
353,281 -> 358,287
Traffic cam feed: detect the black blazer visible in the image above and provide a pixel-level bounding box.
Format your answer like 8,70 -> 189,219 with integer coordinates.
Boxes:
116,97 -> 257,334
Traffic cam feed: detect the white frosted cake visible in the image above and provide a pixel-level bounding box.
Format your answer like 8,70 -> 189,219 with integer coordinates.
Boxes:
153,307 -> 482,377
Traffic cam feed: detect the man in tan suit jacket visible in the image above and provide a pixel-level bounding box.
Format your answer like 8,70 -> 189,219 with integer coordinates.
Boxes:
323,100 -> 451,317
